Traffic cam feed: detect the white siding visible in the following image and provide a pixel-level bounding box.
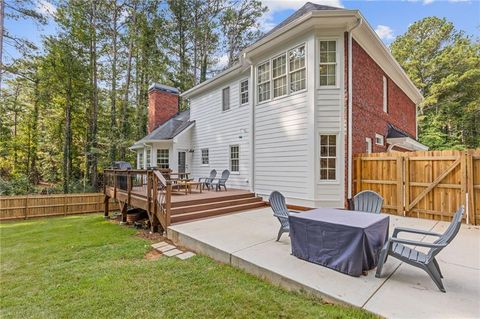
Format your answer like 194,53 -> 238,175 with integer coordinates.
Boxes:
189,76 -> 251,189
254,92 -> 310,199
173,128 -> 193,172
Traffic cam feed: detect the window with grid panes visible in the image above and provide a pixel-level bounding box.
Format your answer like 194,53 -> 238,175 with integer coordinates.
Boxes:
222,87 -> 230,111
319,40 -> 337,86
201,149 -> 209,165
257,62 -> 270,102
272,54 -> 287,98
230,145 -> 239,172
138,152 -> 144,169
146,149 -> 151,168
289,45 -> 306,92
156,149 -> 169,169
319,135 -> 336,180
240,80 -> 249,105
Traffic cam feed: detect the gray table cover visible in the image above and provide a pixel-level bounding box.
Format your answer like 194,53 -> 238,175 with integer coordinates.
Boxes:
289,208 -> 389,276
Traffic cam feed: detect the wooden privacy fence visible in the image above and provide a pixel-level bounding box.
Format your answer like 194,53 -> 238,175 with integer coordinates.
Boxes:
0,193 -> 117,221
354,149 -> 480,225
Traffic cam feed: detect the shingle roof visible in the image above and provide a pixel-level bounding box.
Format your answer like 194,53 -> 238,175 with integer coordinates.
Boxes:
257,2 -> 343,43
131,109 -> 193,147
386,123 -> 415,140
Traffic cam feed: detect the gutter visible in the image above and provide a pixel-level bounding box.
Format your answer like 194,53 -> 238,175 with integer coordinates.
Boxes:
247,56 -> 255,193
347,18 -> 363,201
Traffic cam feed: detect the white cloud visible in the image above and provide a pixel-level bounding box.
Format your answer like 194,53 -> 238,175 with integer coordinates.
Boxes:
375,25 -> 395,40
214,54 -> 230,70
407,0 -> 469,4
260,0 -> 343,32
37,0 -> 56,15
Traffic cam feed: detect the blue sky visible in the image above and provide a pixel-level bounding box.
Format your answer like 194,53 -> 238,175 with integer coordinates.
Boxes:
3,0 -> 479,64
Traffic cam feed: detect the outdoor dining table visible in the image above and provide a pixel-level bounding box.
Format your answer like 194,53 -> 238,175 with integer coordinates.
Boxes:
289,208 -> 389,277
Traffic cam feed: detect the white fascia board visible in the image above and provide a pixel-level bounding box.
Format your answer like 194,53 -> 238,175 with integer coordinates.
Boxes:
181,64 -> 243,98
387,137 -> 429,151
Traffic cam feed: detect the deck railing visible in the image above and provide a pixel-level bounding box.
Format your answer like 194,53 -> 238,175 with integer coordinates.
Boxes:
103,169 -> 173,232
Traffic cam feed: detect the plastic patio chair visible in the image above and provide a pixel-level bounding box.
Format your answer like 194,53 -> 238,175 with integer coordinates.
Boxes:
212,169 -> 230,191
199,169 -> 217,190
351,190 -> 384,214
269,191 -> 301,241
375,206 -> 465,292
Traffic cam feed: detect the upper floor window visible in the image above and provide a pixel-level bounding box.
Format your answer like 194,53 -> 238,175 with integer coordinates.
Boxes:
257,62 -> 270,103
319,134 -> 336,181
319,40 -> 337,87
222,87 -> 230,111
156,149 -> 169,169
272,54 -> 287,98
201,148 -> 209,165
383,76 -> 388,113
240,80 -> 249,105
289,45 -> 306,92
146,149 -> 151,168
375,134 -> 384,146
230,145 -> 240,173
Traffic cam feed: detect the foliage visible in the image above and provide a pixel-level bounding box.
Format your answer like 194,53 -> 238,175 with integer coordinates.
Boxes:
390,17 -> 480,150
0,215 -> 375,318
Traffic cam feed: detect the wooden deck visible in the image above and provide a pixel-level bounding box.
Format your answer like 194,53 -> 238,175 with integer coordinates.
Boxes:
103,169 -> 264,232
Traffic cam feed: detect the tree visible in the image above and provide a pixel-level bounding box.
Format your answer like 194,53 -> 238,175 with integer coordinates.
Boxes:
391,17 -> 480,149
220,0 -> 267,67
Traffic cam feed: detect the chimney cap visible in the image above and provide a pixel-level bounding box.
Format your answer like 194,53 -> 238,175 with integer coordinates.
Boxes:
148,83 -> 180,95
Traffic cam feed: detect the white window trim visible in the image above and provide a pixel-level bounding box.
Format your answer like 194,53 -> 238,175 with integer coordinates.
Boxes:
239,78 -> 249,106
156,149 -> 170,169
222,86 -> 231,112
318,133 -> 339,184
318,38 -> 340,89
375,133 -> 384,146
366,137 -> 373,154
288,43 -> 307,95
383,75 -> 388,113
256,42 -> 307,105
272,53 -> 288,99
201,148 -> 209,166
229,145 -> 240,174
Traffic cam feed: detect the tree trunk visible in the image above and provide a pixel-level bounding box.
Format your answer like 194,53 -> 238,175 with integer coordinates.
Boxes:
109,2 -> 118,165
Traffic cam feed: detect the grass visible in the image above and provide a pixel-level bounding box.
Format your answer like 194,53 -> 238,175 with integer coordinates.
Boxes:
0,215 -> 375,319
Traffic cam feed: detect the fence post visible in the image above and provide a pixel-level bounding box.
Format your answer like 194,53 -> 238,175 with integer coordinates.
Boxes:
404,154 -> 410,217
396,154 -> 404,216
64,195 -> 67,216
24,195 -> 28,220
465,150 -> 474,225
355,156 -> 361,194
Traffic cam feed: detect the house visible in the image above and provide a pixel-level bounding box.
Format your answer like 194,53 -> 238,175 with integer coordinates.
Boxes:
130,2 -> 428,208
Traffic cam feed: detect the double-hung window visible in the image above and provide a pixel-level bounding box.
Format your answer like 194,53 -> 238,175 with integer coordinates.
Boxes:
272,54 -> 287,98
257,62 -> 270,103
201,148 -> 209,165
138,152 -> 144,169
230,145 -> 239,173
240,80 -> 249,105
319,135 -> 336,181
319,40 -> 337,86
222,87 -> 230,111
156,149 -> 169,169
146,149 -> 151,168
289,45 -> 306,92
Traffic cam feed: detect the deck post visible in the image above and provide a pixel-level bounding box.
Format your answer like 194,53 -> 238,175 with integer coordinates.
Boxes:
127,170 -> 132,205
120,201 -> 127,223
104,195 -> 110,218
166,181 -> 172,227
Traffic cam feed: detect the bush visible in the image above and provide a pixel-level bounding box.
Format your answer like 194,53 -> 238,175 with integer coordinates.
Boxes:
0,175 -> 32,195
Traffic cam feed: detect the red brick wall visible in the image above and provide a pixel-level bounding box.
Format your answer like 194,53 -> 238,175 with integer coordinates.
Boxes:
351,39 -> 417,154
148,89 -> 179,133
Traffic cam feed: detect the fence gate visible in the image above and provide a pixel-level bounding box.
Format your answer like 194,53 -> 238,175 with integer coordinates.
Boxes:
354,149 -> 480,225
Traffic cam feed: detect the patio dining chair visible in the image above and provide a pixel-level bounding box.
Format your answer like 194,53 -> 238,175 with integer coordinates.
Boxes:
375,206 -> 464,292
212,169 -> 230,191
350,190 -> 383,214
269,191 -> 301,241
198,169 -> 217,190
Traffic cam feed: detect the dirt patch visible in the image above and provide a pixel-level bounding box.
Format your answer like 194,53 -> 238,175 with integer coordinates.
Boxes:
144,249 -> 162,261
135,229 -> 166,242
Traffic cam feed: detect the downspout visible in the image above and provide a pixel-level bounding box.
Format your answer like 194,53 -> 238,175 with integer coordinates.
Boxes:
245,53 -> 255,193
347,18 -> 363,200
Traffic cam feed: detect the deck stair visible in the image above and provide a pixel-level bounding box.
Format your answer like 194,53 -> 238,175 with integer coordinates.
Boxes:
170,192 -> 264,223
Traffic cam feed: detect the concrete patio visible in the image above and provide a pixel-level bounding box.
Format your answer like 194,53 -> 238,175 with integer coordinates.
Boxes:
167,207 -> 480,319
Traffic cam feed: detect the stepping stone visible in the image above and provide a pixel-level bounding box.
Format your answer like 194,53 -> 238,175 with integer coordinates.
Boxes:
176,252 -> 196,260
157,244 -> 176,253
163,248 -> 183,257
151,242 -> 169,249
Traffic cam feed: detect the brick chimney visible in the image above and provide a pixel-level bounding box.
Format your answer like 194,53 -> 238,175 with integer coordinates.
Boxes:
147,83 -> 180,133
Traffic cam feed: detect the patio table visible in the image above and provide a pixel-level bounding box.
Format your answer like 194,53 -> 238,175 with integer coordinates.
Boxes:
289,208 -> 389,277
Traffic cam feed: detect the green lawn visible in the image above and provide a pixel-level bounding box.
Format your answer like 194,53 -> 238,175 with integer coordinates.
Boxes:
0,215 -> 375,319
